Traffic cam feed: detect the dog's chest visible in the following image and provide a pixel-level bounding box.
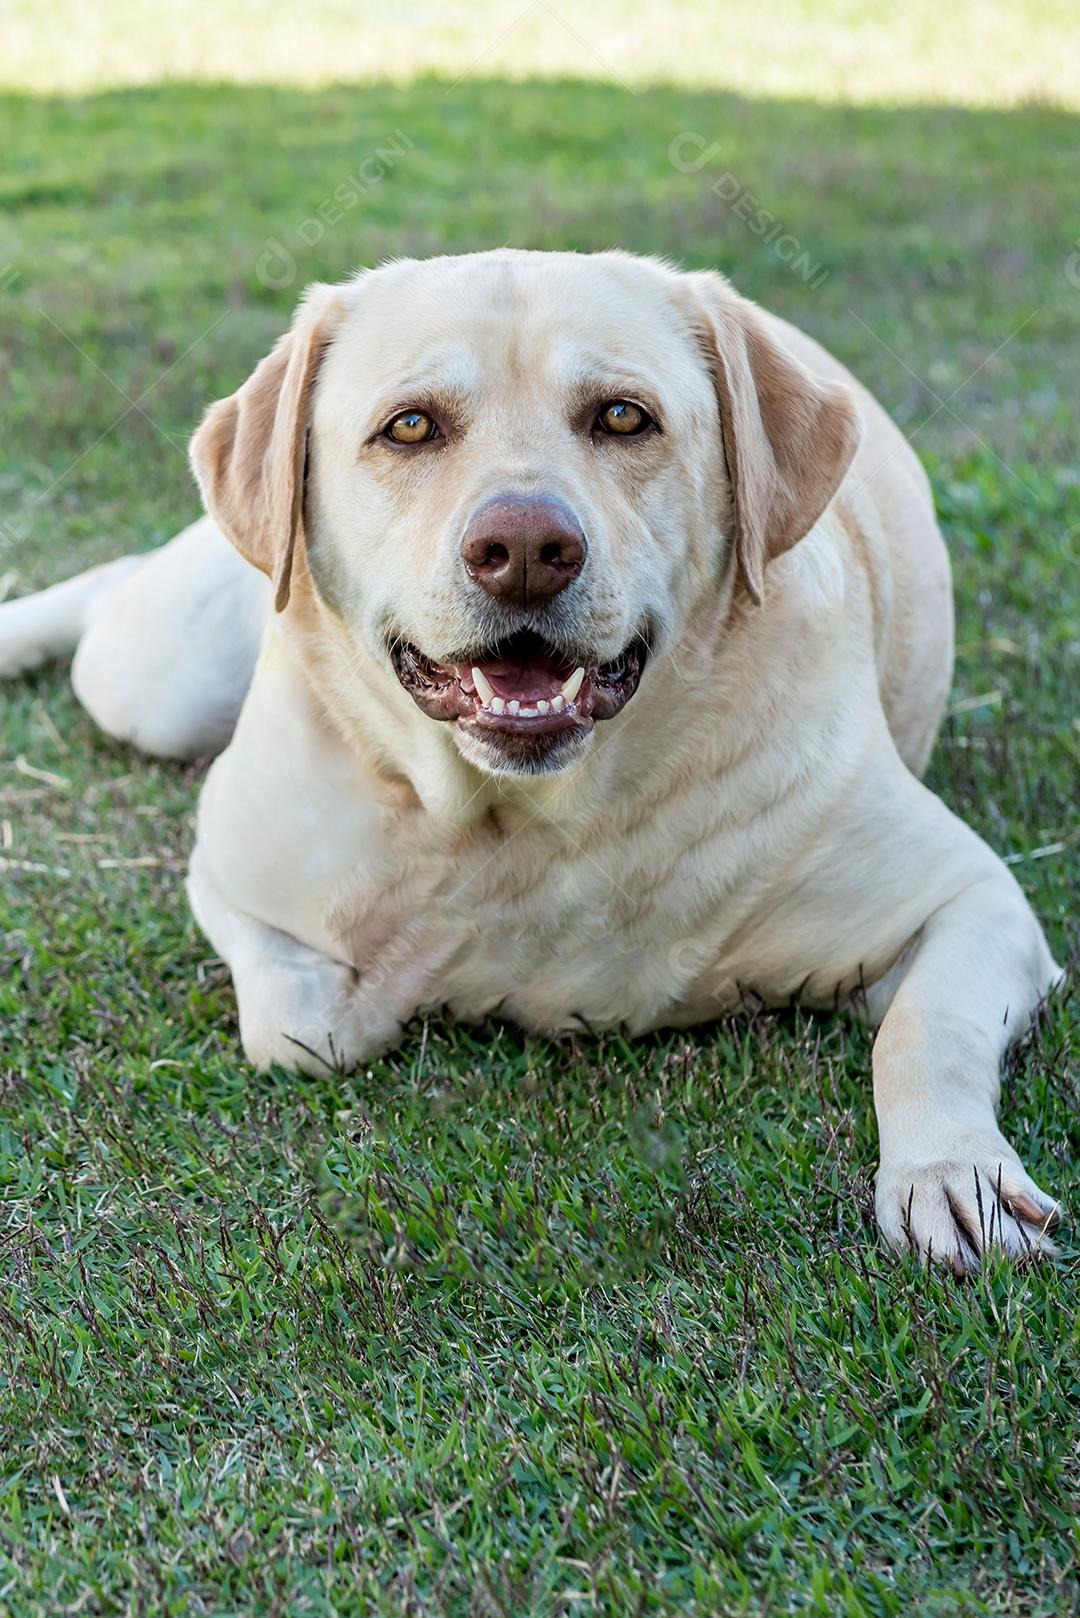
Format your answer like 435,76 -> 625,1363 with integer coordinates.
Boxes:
335,796 -> 748,1033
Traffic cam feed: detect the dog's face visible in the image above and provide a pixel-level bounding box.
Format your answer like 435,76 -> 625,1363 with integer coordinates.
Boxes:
306,252 -> 726,775
192,250 -> 860,777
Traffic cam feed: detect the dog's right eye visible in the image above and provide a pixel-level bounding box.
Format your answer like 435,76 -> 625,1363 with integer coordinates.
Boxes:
384,409 -> 439,444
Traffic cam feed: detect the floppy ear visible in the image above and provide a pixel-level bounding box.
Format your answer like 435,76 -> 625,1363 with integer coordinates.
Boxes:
687,273 -> 862,604
190,286 -> 341,612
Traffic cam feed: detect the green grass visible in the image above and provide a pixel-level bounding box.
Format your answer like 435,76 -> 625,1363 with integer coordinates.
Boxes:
1,4 -> 1080,1612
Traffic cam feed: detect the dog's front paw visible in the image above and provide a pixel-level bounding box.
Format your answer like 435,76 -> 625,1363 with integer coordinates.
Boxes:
876,1134 -> 1061,1272
238,958 -> 402,1076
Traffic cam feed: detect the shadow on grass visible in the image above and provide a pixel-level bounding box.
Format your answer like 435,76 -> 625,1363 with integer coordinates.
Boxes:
1,75 -> 1077,461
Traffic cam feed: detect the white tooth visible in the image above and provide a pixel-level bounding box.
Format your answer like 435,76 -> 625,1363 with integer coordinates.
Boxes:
550,693 -> 565,713
471,666 -> 495,705
490,697 -> 505,715
520,705 -> 538,717
561,667 -> 585,702
536,699 -> 551,715
507,700 -> 521,715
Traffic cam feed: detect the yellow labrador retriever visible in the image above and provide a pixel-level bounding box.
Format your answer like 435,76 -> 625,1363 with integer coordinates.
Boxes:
0,250 -> 1062,1270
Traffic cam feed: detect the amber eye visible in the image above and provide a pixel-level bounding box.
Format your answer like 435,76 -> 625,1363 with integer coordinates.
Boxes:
385,408 -> 438,444
596,399 -> 651,436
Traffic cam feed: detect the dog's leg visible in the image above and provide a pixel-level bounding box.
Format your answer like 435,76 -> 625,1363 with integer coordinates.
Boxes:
866,872 -> 1062,1271
1,515 -> 267,758
188,852 -> 434,1076
0,554 -> 145,676
71,516 -> 269,759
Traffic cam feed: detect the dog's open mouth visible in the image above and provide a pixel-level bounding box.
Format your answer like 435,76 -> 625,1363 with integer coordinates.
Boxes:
390,629 -> 645,761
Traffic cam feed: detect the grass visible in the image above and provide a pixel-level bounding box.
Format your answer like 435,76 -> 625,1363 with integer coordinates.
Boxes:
1,4 -> 1079,1612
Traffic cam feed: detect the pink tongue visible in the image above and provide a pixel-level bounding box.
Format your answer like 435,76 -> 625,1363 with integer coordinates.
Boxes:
482,660 -> 565,702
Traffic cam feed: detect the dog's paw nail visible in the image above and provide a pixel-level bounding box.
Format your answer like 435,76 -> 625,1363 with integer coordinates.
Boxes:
1010,1192 -> 1061,1231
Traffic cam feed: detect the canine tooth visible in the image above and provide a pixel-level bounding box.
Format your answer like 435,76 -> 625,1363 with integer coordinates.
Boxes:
536,699 -> 551,715
561,667 -> 585,702
550,693 -> 565,713
471,666 -> 495,704
490,697 -> 506,715
507,700 -> 520,715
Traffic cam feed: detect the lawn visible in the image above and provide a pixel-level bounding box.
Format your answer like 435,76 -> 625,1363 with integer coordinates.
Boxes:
1,3 -> 1079,1614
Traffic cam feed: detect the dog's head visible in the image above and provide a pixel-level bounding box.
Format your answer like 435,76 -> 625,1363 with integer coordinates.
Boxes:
192,251 -> 859,777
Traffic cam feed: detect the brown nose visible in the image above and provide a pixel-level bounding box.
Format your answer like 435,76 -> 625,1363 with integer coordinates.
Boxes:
461,494 -> 586,608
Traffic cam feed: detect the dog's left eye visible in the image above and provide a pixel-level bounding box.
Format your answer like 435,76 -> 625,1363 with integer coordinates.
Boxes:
384,409 -> 439,444
595,399 -> 652,436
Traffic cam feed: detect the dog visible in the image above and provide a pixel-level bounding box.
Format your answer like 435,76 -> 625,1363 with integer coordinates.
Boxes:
1,249 -> 1063,1270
